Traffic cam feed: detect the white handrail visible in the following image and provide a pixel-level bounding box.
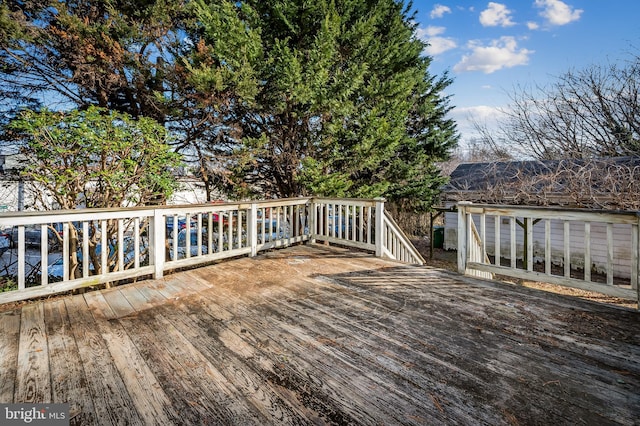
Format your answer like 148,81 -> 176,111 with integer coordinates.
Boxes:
381,211 -> 425,265
0,197 -> 424,304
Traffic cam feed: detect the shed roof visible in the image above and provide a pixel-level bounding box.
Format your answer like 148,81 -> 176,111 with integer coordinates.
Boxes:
441,156 -> 640,209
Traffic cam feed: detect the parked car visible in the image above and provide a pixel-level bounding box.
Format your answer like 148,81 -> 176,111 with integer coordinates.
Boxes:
165,216 -> 190,236
166,213 -> 226,237
44,257 -> 66,280
169,228 -> 210,260
0,232 -> 10,255
45,236 -> 148,281
257,218 -> 288,242
7,225 -> 62,250
78,236 -> 148,267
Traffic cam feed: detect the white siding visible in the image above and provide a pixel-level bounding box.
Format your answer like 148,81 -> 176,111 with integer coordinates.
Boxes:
0,177 -> 213,212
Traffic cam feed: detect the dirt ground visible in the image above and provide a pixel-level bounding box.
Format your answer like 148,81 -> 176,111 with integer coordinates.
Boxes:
412,236 -> 638,310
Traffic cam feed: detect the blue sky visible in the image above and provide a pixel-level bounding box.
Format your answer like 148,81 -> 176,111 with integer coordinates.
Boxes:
411,0 -> 640,148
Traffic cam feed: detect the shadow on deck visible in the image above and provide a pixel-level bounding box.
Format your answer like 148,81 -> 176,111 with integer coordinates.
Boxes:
1,244 -> 639,425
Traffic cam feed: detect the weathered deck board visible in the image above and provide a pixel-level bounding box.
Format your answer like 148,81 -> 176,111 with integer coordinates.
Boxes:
89,296 -> 177,425
186,275 -> 411,424
0,244 -> 638,425
15,303 -> 50,403
43,299 -> 96,424
207,260 -> 583,424
154,302 -> 311,425
63,295 -> 143,425
0,309 -> 20,402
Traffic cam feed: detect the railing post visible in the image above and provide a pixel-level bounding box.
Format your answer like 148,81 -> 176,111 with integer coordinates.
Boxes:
375,198 -> 385,257
17,225 -> 25,290
249,203 -> 258,257
457,202 -> 471,275
152,208 -> 165,279
309,199 -> 316,243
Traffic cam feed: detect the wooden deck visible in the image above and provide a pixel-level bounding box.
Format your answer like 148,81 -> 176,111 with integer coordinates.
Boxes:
0,244 -> 639,425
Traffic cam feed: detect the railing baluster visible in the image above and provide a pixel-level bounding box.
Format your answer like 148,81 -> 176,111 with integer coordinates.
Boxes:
466,214 -> 472,264
545,219 -> 551,275
351,206 -> 356,242
584,222 -> 591,282
249,204 -> 257,257
287,204 -> 292,240
134,217 -> 140,269
17,225 -> 25,289
208,212 -> 213,255
101,219 -> 108,275
194,213 -> 201,256
83,221 -> 90,277
356,206 -> 366,241
632,223 -> 638,290
367,206 -> 372,245
480,213 -> 486,264
275,207 -> 281,244
40,223 -> 48,286
510,217 -> 516,269
607,223 -> 614,286
495,215 -> 500,267
526,217 -> 533,272
564,220 -> 570,278
457,203 -> 468,274
171,214 -> 178,261
218,211 -> 224,253
339,204 -> 344,239
322,203 -> 328,237
62,223 -> 69,282
237,209 -> 242,249
118,219 -> 124,270
227,210 -> 233,252
260,207 -> 266,243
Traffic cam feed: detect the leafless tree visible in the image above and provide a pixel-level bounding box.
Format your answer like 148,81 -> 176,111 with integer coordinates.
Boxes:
446,158 -> 640,210
474,51 -> 640,160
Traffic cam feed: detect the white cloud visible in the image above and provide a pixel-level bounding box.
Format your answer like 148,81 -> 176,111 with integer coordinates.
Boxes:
527,21 -> 540,30
430,4 -> 452,19
426,38 -> 458,56
450,105 -> 505,143
534,0 -> 583,26
453,36 -> 533,74
418,26 -> 446,37
455,105 -> 500,123
453,105 -> 501,124
479,2 -> 516,27
416,26 -> 457,56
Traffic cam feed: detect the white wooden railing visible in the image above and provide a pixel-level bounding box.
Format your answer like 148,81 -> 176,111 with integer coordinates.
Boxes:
461,216 -> 494,280
457,202 -> 640,304
0,197 -> 422,303
380,211 -> 425,265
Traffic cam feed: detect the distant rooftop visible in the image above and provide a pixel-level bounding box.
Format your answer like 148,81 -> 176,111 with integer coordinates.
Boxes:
442,156 -> 640,209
